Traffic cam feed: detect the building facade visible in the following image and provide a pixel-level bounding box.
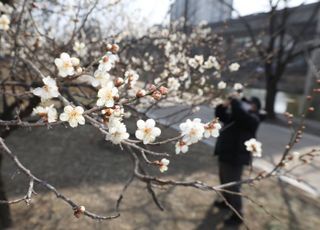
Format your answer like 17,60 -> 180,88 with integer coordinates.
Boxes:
170,0 -> 233,26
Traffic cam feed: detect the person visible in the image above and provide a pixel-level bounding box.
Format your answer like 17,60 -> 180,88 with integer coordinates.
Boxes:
213,95 -> 262,226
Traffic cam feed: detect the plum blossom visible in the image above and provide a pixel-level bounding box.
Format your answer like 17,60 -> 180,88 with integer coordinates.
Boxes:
32,76 -> 59,101
73,41 -> 87,57
106,119 -> 129,144
0,14 -> 10,31
154,77 -> 161,84
229,63 -> 240,72
135,119 -> 161,144
167,77 -> 180,91
159,158 -> 170,173
194,55 -> 204,65
175,140 -> 189,154
217,81 -> 227,89
188,55 -> 204,69
184,79 -> 191,89
199,77 -> 206,86
125,70 -> 139,87
234,83 -> 243,91
54,53 -> 80,77
59,105 -> 85,128
244,138 -> 262,157
96,82 -> 119,107
33,105 -> 57,123
204,121 -> 222,138
0,3 -> 13,14
188,58 -> 198,69
93,69 -> 111,87
98,52 -> 118,72
203,56 -> 220,70
179,118 -> 205,145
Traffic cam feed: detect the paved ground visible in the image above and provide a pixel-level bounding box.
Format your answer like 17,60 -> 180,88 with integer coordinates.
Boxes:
147,105 -> 320,198
3,121 -> 320,230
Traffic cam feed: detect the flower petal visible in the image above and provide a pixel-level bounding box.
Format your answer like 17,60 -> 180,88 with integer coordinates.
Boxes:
136,120 -> 145,129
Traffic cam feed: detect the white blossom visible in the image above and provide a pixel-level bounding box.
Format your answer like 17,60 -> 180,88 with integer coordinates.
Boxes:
135,119 -> 161,144
106,119 -> 129,144
188,58 -> 198,69
179,72 -> 189,81
167,77 -> 180,91
33,105 -> 57,123
32,76 -> 59,101
93,69 -> 112,87
229,63 -> 240,72
217,81 -> 227,89
0,3 -> 13,14
244,138 -> 262,157
125,70 -> 139,87
199,77 -> 206,86
204,121 -> 222,138
59,105 -> 85,128
159,158 -> 170,173
179,118 -> 205,145
184,79 -> 191,89
197,89 -> 203,96
98,52 -> 118,72
96,82 -> 119,107
54,53 -> 79,77
194,55 -> 204,65
73,41 -> 87,57
154,77 -> 161,85
203,56 -> 220,70
234,83 -> 243,91
0,14 -> 10,31
175,141 -> 189,154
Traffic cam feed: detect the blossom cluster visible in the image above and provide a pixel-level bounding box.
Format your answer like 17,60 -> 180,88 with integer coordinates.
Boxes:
32,54 -> 86,128
244,138 -> 263,157
0,2 -> 12,31
176,118 -> 222,154
28,41 -> 254,175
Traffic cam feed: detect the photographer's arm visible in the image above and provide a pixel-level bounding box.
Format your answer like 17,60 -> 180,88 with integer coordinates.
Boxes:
230,99 -> 259,128
215,102 -> 231,123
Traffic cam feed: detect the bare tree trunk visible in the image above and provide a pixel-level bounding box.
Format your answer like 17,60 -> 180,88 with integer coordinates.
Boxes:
265,77 -> 278,119
0,153 -> 12,229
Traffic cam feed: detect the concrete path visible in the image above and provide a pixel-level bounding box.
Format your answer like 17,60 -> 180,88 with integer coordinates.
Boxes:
146,105 -> 320,198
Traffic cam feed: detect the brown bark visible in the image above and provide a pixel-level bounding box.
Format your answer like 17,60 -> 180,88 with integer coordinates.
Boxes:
265,76 -> 278,119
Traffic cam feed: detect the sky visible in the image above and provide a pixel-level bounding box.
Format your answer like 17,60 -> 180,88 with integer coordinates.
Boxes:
128,0 -> 320,26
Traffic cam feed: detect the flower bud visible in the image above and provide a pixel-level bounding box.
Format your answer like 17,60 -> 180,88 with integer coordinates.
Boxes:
111,44 -> 120,54
114,77 -> 124,87
74,206 -> 85,218
152,90 -> 162,100
75,67 -> 83,74
159,86 -> 168,95
102,56 -> 109,63
308,107 -> 315,112
102,108 -> 114,116
136,89 -> 146,98
106,43 -> 112,51
148,84 -> 157,92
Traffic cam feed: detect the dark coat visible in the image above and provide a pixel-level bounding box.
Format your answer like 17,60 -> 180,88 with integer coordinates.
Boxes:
214,99 -> 261,165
